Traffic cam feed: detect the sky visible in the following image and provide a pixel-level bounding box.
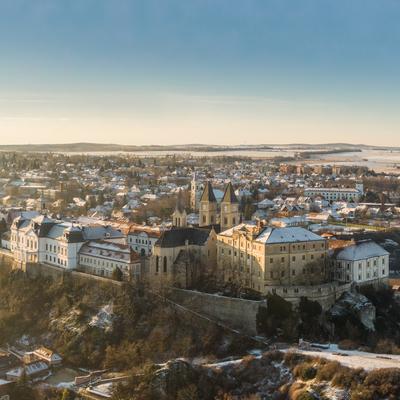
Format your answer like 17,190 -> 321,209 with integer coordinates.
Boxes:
0,0 -> 399,146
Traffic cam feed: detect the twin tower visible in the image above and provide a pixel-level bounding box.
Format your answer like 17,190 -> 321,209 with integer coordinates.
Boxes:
172,179 -> 241,231
198,181 -> 240,231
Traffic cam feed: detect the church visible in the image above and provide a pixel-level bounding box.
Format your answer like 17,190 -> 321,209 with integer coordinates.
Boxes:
150,180 -> 241,289
173,179 -> 241,232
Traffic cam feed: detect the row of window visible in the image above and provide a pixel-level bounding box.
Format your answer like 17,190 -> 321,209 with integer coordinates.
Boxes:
45,243 -> 67,255
45,254 -> 67,267
80,256 -> 129,271
129,237 -> 151,245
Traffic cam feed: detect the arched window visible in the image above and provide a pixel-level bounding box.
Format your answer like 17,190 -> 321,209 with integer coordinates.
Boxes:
163,256 -> 167,273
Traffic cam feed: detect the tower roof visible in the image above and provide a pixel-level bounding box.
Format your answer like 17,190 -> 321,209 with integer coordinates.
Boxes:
221,182 -> 238,204
200,181 -> 217,203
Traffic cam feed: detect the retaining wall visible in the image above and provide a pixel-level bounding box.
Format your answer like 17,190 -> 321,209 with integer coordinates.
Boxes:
166,288 -> 265,335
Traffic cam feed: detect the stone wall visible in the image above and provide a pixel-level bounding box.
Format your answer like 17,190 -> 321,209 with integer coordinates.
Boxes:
166,288 -> 266,335
23,262 -> 124,287
265,282 -> 352,310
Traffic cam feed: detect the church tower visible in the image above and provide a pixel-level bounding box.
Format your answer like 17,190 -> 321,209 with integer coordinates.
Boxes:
220,182 -> 240,231
36,191 -> 47,214
199,181 -> 217,227
172,190 -> 187,227
190,172 -> 201,211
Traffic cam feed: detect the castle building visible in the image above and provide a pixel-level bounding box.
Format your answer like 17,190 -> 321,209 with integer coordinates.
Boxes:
217,223 -> 328,294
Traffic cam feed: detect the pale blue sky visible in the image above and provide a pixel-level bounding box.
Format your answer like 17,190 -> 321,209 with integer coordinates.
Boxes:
0,0 -> 399,145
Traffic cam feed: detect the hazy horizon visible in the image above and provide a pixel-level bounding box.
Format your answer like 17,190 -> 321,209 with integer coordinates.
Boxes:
1,1 -> 399,146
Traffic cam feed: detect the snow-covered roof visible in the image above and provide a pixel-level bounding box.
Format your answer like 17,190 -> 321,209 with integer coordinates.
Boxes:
334,241 -> 389,261
256,226 -> 324,244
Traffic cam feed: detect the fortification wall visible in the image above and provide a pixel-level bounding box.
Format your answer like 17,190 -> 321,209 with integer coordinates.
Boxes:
266,282 -> 352,309
24,262 -> 124,287
166,288 -> 265,335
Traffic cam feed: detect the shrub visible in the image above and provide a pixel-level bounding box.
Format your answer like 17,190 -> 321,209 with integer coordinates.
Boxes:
261,350 -> 283,363
363,368 -> 400,398
283,351 -> 307,368
331,367 -> 365,389
293,362 -> 317,381
315,361 -> 342,382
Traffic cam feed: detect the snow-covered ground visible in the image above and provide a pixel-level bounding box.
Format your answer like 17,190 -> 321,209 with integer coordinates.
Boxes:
290,344 -> 400,370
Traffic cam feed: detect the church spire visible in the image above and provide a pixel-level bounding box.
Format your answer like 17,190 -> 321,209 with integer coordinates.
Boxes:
200,181 -> 217,203
221,182 -> 238,204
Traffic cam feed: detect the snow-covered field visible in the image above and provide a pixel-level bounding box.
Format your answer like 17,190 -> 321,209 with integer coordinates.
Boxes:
290,344 -> 400,370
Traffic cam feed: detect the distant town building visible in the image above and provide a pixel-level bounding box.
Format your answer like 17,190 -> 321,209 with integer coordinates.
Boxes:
304,183 -> 363,202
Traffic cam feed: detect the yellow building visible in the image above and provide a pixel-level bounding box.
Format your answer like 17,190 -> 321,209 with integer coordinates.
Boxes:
217,223 -> 328,294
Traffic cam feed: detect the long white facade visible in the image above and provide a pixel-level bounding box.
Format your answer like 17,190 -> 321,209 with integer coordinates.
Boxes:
10,215 -> 125,270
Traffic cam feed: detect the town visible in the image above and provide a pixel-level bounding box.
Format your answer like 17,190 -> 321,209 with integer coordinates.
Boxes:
0,149 -> 400,398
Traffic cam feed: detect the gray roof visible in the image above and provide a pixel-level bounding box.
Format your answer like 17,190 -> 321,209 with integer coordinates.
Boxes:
200,181 -> 217,203
334,241 -> 389,261
221,182 -> 238,204
156,227 -> 211,248
256,226 -> 324,244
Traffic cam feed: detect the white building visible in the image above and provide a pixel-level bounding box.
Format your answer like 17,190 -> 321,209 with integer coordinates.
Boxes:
304,183 -> 363,202
79,241 -> 141,279
127,224 -> 163,256
332,240 -> 389,285
10,215 -> 125,269
33,347 -> 62,366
